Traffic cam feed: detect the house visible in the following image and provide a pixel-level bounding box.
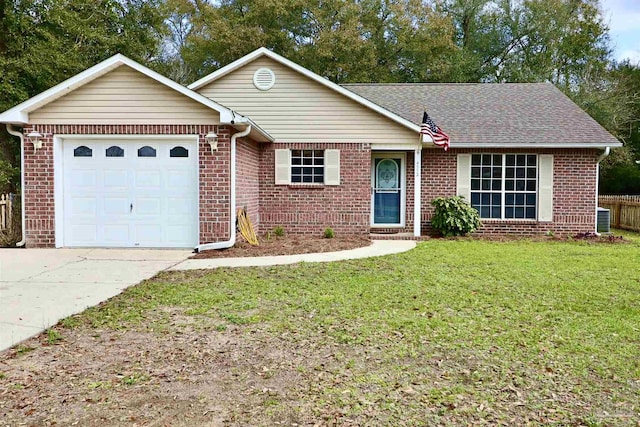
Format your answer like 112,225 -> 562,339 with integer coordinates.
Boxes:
0,48 -> 621,249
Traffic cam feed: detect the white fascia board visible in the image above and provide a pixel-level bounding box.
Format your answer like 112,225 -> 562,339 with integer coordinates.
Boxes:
371,143 -> 420,151
450,142 -> 623,149
0,53 -> 238,125
188,47 -> 421,134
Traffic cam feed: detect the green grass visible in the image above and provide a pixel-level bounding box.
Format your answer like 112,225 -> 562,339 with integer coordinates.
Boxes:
67,232 -> 640,424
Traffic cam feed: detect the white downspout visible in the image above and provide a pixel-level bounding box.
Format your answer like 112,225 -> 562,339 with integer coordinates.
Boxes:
195,124 -> 251,252
6,124 -> 26,247
595,146 -> 610,233
413,146 -> 422,237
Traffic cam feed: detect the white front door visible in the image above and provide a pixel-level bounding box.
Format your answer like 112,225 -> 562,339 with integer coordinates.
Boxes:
371,153 -> 406,227
62,139 -> 198,248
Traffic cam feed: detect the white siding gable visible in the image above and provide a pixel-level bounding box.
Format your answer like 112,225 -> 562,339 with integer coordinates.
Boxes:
196,57 -> 418,144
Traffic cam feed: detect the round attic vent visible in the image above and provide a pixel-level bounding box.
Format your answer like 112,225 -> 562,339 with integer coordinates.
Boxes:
253,68 -> 275,91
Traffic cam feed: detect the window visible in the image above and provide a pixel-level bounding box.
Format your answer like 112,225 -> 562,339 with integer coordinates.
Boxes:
106,146 -> 124,157
138,146 -> 156,157
73,146 -> 92,157
470,154 -> 537,219
291,150 -> 324,183
170,146 -> 189,158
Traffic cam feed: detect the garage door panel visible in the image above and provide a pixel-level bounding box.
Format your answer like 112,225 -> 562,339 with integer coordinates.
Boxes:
167,197 -> 194,215
69,170 -> 97,188
103,197 -> 130,215
167,169 -> 193,188
134,197 -> 162,215
63,139 -> 199,248
133,224 -> 163,245
68,224 -> 98,244
69,197 -> 97,216
104,170 -> 128,189
103,224 -> 131,244
134,170 -> 162,188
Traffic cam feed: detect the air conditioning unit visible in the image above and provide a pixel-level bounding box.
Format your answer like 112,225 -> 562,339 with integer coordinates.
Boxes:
597,207 -> 610,233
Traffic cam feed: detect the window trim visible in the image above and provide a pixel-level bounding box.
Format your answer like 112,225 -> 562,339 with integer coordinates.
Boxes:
290,149 -> 325,184
469,153 -> 539,221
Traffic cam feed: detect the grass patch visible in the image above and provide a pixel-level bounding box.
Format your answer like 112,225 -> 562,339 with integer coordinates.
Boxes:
64,233 -> 640,424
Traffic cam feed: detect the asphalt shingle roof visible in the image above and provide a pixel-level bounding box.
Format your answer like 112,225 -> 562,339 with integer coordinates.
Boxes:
342,82 -> 620,146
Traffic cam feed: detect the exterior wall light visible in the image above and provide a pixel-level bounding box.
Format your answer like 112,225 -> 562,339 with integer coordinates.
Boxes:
205,131 -> 218,153
27,131 -> 43,151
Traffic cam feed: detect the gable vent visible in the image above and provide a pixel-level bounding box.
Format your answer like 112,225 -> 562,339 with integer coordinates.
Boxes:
253,68 -> 276,91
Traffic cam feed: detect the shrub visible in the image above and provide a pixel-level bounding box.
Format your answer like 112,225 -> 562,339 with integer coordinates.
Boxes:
273,226 -> 285,237
431,196 -> 481,237
323,227 -> 335,239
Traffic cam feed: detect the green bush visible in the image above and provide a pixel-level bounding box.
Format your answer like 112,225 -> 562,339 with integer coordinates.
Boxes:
323,227 -> 335,239
273,226 -> 285,237
431,196 -> 481,237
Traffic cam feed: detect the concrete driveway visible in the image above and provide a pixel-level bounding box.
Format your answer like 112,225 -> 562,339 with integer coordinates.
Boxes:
0,248 -> 191,351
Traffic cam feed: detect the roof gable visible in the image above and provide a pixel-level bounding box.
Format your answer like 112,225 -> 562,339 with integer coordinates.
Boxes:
188,47 -> 420,134
0,54 -> 273,142
0,54 -> 234,124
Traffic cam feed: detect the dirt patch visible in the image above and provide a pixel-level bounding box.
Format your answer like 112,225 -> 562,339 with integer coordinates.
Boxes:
473,232 -> 630,244
191,235 -> 371,259
2,319 -> 635,426
571,232 -> 629,243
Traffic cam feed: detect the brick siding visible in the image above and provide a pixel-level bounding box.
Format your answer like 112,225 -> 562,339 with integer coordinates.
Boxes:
259,143 -> 371,236
22,124 -> 234,247
236,137 -> 261,234
21,125 -> 601,247
421,148 -> 600,236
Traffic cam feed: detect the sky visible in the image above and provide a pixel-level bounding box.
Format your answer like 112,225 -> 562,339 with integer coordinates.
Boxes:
601,0 -> 640,64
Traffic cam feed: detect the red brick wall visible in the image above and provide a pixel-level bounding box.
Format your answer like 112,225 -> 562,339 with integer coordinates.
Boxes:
259,142 -> 371,236
21,123 -> 601,247
236,137 -> 261,234
421,148 -> 600,236
22,124 -> 235,247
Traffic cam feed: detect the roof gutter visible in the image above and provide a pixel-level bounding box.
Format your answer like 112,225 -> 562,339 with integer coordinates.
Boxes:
595,146 -> 611,234
450,142 -> 623,149
194,124 -> 252,252
5,124 -> 26,247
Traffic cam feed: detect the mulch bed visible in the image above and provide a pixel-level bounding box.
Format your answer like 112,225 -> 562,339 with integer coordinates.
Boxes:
191,235 -> 371,259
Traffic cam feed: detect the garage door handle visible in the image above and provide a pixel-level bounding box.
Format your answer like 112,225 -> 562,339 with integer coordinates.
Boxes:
130,203 -> 133,213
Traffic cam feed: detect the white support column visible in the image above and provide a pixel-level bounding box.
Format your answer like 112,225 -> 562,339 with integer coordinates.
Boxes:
414,146 -> 422,237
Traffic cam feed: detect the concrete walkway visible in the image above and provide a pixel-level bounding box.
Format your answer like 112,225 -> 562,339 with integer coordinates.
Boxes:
0,249 -> 191,351
171,240 -> 416,270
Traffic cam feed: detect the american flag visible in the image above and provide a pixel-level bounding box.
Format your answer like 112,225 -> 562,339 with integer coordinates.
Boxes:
420,111 -> 450,151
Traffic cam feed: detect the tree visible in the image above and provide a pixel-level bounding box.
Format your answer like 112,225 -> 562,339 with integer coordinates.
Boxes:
0,0 -> 168,192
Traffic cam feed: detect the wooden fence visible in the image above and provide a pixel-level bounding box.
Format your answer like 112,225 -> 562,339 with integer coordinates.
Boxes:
598,195 -> 640,232
0,193 -> 13,230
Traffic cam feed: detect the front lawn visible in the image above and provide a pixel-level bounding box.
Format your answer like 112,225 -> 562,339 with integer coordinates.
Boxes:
2,234 -> 639,425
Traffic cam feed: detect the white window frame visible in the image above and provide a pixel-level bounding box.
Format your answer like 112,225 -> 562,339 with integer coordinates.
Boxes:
470,153 -> 539,221
290,149 -> 325,184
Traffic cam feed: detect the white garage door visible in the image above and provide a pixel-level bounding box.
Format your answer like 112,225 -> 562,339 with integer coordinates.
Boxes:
62,139 -> 199,248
